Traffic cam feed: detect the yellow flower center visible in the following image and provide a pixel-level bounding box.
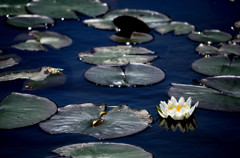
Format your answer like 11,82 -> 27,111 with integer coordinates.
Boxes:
168,105 -> 186,112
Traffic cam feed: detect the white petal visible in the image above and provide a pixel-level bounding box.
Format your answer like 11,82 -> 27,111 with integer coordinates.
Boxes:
170,96 -> 177,105
178,97 -> 185,105
171,113 -> 184,120
185,97 -> 192,108
157,105 -> 167,118
189,101 -> 198,116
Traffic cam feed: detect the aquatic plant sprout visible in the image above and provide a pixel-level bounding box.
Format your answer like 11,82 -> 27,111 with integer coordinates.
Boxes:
156,96 -> 198,120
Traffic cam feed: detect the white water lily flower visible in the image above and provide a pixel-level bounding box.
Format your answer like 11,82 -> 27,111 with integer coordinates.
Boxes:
156,96 -> 198,120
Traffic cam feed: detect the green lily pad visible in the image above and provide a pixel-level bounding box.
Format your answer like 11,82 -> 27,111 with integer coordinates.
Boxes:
84,9 -> 171,30
0,0 -> 28,16
0,66 -> 65,90
84,63 -> 165,87
13,31 -> 72,51
6,14 -> 54,29
79,45 -> 157,66
168,82 -> 240,112
0,92 -> 57,129
192,56 -> 240,76
52,142 -> 153,158
188,30 -> 232,43
40,104 -> 152,140
195,43 -> 240,56
0,54 -> 20,69
110,32 -> 154,44
155,21 -> 195,35
26,0 -> 108,19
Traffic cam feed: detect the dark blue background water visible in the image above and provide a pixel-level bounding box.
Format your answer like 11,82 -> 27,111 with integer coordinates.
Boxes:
0,0 -> 240,157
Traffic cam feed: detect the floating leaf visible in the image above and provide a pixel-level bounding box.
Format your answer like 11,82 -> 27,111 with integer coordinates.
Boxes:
0,0 -> 28,16
52,142 -> 153,158
78,45 -> 157,66
6,14 -> 54,29
188,30 -> 232,43
110,32 -> 154,44
0,54 -> 20,69
40,104 -> 152,140
158,117 -> 198,133
84,63 -> 165,87
13,31 -> 72,51
84,9 -> 171,30
155,21 -> 195,35
26,0 -> 108,19
168,82 -> 240,112
192,56 -> 240,76
0,92 -> 57,129
195,43 -> 240,56
0,66 -> 65,90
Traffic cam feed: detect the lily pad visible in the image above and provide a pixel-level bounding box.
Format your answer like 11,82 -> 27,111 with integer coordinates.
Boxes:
52,142 -> 153,158
0,54 -> 20,69
6,14 -> 54,29
26,0 -> 108,19
0,66 -> 65,90
78,45 -> 157,66
195,43 -> 240,56
0,0 -> 28,16
40,104 -> 152,140
84,63 -> 165,87
110,32 -> 154,44
155,21 -> 195,35
13,31 -> 72,51
192,56 -> 240,76
188,30 -> 232,43
168,82 -> 240,112
0,92 -> 57,129
84,9 -> 171,30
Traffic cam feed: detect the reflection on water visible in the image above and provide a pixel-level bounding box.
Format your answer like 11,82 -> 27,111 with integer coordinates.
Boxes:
158,116 -> 198,133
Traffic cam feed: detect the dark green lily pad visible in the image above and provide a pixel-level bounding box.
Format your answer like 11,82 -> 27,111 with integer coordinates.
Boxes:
84,9 -> 171,30
52,142 -> 153,158
0,0 -> 28,16
0,66 -> 65,90
0,54 -> 20,69
195,43 -> 240,56
155,21 -> 195,35
79,45 -> 157,66
26,0 -> 108,19
0,92 -> 57,129
40,104 -> 152,140
110,32 -> 154,44
84,63 -> 165,87
168,82 -> 240,112
192,56 -> 240,76
13,31 -> 72,51
188,30 -> 232,43
6,14 -> 54,29
158,117 -> 198,133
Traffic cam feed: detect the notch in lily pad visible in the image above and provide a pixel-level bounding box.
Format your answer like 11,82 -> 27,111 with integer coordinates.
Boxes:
13,31 -> 72,51
0,0 -> 29,16
40,103 -> 152,140
84,63 -> 165,87
6,14 -> 54,29
0,92 -> 57,129
26,0 -> 109,19
52,142 -> 153,158
168,76 -> 240,112
188,29 -> 232,43
0,66 -> 66,90
192,55 -> 240,76
195,43 -> 240,56
78,45 -> 158,66
155,21 -> 195,35
84,9 -> 171,30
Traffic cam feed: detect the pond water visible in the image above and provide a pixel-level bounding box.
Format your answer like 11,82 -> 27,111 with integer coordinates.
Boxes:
0,0 -> 240,157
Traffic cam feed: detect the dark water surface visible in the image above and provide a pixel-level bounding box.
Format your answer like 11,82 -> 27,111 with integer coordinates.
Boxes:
0,0 -> 240,157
